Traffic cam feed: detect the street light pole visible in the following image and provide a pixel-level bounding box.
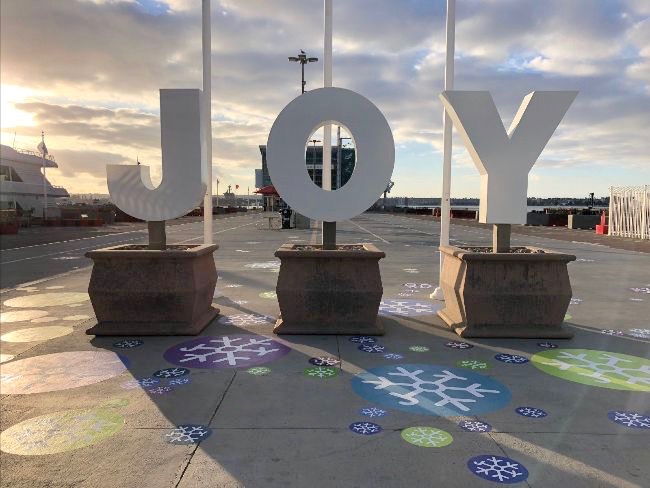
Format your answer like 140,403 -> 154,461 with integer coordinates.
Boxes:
309,139 -> 321,183
288,50 -> 319,94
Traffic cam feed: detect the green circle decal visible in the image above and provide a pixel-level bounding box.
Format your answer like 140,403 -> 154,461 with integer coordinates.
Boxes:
531,349 -> 650,391
401,426 -> 453,447
1,406 -> 124,455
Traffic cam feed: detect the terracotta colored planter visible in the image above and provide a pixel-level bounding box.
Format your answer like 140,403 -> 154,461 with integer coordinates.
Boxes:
85,244 -> 219,336
274,243 -> 385,335
438,245 -> 575,338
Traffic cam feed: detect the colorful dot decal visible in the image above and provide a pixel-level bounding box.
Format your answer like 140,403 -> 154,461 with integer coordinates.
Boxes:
379,299 -> 442,317
607,410 -> 650,429
409,345 -> 429,352
308,356 -> 340,367
495,354 -> 529,364
0,351 -> 128,394
457,360 -> 490,370
468,455 -> 529,484
1,326 -> 73,343
531,349 -> 650,391
515,406 -> 548,418
445,341 -> 473,350
246,366 -> 271,375
384,353 -> 404,360
217,314 -> 275,326
352,364 -> 511,416
401,426 -> 453,447
259,291 -> 277,299
153,367 -> 190,378
113,339 -> 144,349
349,336 -> 376,344
358,344 -> 386,353
458,420 -> 492,432
628,328 -> 650,339
0,406 -> 124,455
164,334 -> 291,369
601,329 -> 624,336
359,407 -> 388,418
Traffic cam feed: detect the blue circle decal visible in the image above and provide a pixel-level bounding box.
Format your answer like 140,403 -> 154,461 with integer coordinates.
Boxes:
468,455 -> 529,484
351,364 -> 511,416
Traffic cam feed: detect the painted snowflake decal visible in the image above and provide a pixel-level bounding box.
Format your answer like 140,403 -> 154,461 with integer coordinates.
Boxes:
349,336 -> 376,344
352,364 -> 510,416
628,328 -> 650,339
445,341 -> 473,350
516,407 -> 548,418
495,354 -> 529,364
575,258 -> 595,263
153,368 -> 190,379
537,342 -> 558,349
401,426 -> 452,447
168,377 -> 191,387
304,366 -> 339,379
113,339 -> 143,349
607,411 -> 650,429
349,422 -> 382,435
379,299 -> 441,317
164,334 -> 290,369
147,385 -> 174,395
359,344 -> 386,353
458,420 -> 492,432
403,268 -> 419,274
570,298 -> 582,305
398,292 -> 414,297
409,345 -> 429,352
359,407 -> 388,418
629,287 -> 650,294
309,356 -> 341,367
224,284 -> 243,288
244,261 -> 280,269
457,360 -> 489,370
384,353 -> 404,360
121,377 -> 159,390
165,425 -> 212,444
601,329 -> 624,336
402,283 -> 433,289
247,366 -> 271,376
531,349 -> 650,391
217,314 -> 274,326
468,455 -> 529,483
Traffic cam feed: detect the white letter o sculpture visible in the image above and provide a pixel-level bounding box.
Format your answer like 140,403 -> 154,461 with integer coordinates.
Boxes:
266,87 -> 394,222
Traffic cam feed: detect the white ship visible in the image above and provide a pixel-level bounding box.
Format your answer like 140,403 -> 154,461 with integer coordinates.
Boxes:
0,144 -> 70,217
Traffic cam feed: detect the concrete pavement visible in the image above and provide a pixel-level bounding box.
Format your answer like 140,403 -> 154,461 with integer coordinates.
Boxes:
0,212 -> 648,487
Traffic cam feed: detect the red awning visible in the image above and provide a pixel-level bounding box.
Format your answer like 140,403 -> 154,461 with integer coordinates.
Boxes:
254,185 -> 279,196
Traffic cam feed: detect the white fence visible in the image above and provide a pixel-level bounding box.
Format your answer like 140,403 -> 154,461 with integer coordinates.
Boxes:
608,186 -> 650,239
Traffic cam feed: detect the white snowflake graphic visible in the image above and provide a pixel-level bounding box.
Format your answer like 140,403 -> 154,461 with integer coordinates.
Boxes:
409,345 -> 429,352
538,351 -> 650,387
304,366 -> 338,378
470,456 -> 527,482
601,329 -> 624,336
516,407 -> 547,418
247,366 -> 271,376
570,298 -> 582,305
177,336 -> 281,366
153,368 -> 189,378
121,377 -> 159,390
575,258 -> 595,263
165,425 -> 211,444
398,292 -> 413,297
225,284 -> 243,288
446,341 -> 473,349
168,377 -> 191,386
113,340 -> 143,349
402,427 -> 450,447
245,261 -> 280,269
362,367 -> 501,412
629,328 -> 650,339
403,268 -> 419,274
495,353 -> 528,364
384,353 -> 404,360
349,336 -> 376,344
537,342 -> 558,349
458,420 -> 491,432
359,407 -> 387,418
147,386 -> 174,395
379,300 -> 437,316
630,287 -> 650,294
218,314 -> 274,326
402,283 -> 433,289
609,411 -> 650,428
233,300 -> 248,305
359,344 -> 386,353
349,422 -> 381,435
457,360 -> 488,370
309,356 -> 340,367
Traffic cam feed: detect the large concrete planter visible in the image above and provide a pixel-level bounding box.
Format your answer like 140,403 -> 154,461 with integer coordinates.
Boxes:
438,245 -> 575,338
274,243 -> 385,335
85,244 -> 219,336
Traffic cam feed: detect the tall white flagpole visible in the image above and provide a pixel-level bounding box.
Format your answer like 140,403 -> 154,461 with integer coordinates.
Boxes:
431,0 -> 455,301
202,0 -> 213,244
41,132 -> 47,221
322,0 -> 333,192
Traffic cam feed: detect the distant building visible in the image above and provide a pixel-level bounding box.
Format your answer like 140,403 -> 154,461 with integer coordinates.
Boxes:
258,144 -> 355,190
0,144 -> 70,217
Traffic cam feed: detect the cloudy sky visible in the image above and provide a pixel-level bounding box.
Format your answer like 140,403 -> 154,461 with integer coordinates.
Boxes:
1,0 -> 648,198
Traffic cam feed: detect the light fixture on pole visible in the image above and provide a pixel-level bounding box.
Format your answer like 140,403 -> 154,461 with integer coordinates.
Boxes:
288,50 -> 319,94
431,0 -> 455,301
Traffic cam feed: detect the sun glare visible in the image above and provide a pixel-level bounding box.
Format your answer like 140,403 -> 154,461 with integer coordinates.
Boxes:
0,85 -> 38,129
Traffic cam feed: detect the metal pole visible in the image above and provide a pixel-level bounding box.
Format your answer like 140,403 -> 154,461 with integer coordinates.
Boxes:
202,0 -> 213,244
432,0 -> 455,300
322,0 -> 336,249
336,126 -> 342,189
301,62 -> 305,94
41,132 -> 47,220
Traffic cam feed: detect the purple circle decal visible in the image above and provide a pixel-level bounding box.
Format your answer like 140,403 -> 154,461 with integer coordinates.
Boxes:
607,410 -> 650,429
515,406 -> 548,418
468,455 -> 529,484
163,334 -> 291,369
349,421 -> 382,435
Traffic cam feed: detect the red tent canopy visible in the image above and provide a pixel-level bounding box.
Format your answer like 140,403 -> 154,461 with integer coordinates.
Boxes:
254,185 -> 279,196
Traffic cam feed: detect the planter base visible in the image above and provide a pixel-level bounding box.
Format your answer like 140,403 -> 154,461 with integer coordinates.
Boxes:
438,309 -> 573,339
86,306 -> 220,336
274,315 -> 384,336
